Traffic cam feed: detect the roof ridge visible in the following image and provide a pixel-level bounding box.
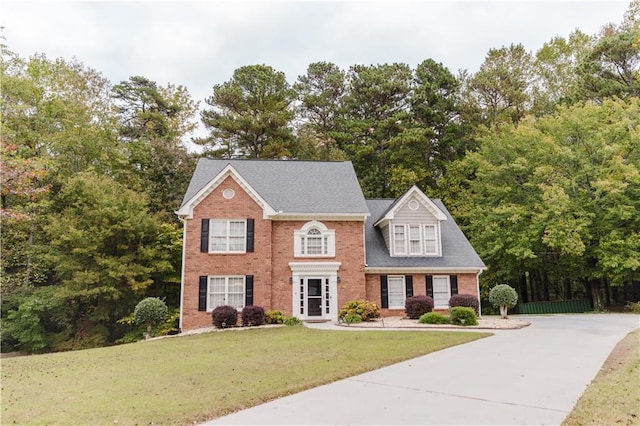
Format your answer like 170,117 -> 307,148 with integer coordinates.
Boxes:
201,158 -> 351,164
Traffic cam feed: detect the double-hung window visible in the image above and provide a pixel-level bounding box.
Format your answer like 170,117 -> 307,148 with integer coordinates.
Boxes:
208,276 -> 245,310
393,225 -> 407,255
387,276 -> 406,309
432,276 -> 450,308
392,223 -> 439,256
210,219 -> 246,253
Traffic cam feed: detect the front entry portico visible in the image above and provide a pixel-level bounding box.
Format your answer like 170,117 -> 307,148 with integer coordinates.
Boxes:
289,262 -> 340,320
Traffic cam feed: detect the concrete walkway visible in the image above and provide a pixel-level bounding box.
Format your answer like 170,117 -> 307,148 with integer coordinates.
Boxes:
207,314 -> 639,425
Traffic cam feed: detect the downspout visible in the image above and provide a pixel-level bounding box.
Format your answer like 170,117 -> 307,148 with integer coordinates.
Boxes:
177,215 -> 187,332
476,269 -> 484,318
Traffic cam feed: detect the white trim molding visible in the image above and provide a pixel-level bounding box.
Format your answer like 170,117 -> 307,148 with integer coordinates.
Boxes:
176,164 -> 277,219
289,262 -> 341,321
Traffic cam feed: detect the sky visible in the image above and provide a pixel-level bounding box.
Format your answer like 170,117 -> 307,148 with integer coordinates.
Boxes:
2,0 -> 632,116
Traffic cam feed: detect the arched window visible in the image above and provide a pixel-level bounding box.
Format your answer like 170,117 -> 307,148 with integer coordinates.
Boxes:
294,221 -> 335,257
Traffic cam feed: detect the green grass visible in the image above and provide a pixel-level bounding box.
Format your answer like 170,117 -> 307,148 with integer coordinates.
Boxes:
2,326 -> 490,425
563,328 -> 640,425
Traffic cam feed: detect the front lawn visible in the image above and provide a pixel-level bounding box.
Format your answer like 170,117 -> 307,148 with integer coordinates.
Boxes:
2,326 -> 490,425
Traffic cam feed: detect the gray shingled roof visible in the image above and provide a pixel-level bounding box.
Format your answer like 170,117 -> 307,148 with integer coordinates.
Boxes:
181,159 -> 369,215
365,199 -> 486,269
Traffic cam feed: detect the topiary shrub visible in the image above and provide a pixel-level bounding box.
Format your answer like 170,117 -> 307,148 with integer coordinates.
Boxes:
134,297 -> 169,339
405,295 -> 434,319
449,294 -> 480,315
449,306 -> 478,326
265,310 -> 285,324
284,316 -> 302,326
241,305 -> 265,327
211,305 -> 238,329
488,284 -> 518,319
338,300 -> 380,322
419,312 -> 450,324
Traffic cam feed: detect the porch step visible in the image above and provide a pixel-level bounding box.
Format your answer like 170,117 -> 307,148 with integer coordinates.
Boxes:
304,319 -> 332,323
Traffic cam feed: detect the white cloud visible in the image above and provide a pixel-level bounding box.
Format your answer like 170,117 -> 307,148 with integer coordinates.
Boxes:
2,0 -> 632,115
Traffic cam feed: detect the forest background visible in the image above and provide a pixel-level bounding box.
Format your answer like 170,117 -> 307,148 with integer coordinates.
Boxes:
2,1 -> 639,352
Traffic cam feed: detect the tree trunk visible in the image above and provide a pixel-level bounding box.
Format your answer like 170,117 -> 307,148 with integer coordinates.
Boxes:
590,279 -> 603,311
520,273 -> 529,303
564,278 -> 572,300
500,305 -> 508,319
24,227 -> 34,287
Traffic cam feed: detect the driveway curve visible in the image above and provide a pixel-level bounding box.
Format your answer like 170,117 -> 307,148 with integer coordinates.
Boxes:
207,314 -> 639,425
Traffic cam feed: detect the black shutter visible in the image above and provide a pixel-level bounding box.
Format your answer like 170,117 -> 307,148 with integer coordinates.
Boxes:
450,275 -> 458,295
198,276 -> 208,311
426,275 -> 434,298
200,219 -> 209,253
245,275 -> 254,306
380,275 -> 389,308
246,219 -> 255,252
405,275 -> 414,298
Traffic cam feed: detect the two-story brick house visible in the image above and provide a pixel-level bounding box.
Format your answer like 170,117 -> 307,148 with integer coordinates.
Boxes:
176,159 -> 485,331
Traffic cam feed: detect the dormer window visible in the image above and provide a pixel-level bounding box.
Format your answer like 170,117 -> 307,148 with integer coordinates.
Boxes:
392,223 -> 440,256
294,221 -> 335,257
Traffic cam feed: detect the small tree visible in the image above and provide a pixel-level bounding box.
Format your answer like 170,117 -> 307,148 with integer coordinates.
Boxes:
134,297 -> 169,339
488,285 -> 518,319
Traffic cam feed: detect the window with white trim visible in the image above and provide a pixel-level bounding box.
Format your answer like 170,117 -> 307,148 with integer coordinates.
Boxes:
387,276 -> 406,309
392,224 -> 439,256
294,221 -> 335,257
432,276 -> 450,308
208,276 -> 245,310
210,219 -> 246,253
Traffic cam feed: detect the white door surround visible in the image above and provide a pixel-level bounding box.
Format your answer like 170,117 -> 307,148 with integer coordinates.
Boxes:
289,262 -> 340,320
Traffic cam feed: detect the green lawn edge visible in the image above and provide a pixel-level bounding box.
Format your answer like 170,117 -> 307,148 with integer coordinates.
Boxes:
563,328 -> 640,425
2,326 -> 491,425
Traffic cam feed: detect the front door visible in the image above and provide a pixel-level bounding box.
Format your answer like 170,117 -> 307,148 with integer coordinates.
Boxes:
306,278 -> 323,317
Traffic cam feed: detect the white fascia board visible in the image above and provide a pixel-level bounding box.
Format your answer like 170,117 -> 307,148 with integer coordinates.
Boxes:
373,185 -> 447,227
365,266 -> 486,274
175,164 -> 277,219
270,213 -> 369,221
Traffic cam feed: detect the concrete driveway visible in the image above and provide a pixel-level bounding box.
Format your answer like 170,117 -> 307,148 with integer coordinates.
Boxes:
207,314 -> 639,425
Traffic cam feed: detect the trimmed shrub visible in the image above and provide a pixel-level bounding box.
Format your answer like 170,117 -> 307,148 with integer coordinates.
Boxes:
449,306 -> 478,326
488,285 -> 518,319
338,300 -> 380,322
419,312 -> 449,324
343,313 -> 363,324
265,310 -> 285,324
241,305 -> 265,327
134,297 -> 169,338
284,316 -> 302,326
211,305 -> 238,329
449,294 -> 480,315
405,295 -> 434,319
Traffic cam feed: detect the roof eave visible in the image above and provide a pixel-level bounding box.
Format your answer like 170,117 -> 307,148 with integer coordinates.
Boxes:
365,266 -> 486,274
175,164 -> 277,219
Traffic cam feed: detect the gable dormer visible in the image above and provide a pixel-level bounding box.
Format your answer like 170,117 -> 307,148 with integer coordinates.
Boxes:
373,186 -> 447,257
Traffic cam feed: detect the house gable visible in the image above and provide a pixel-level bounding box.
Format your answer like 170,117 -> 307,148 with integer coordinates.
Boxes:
372,186 -> 447,258
373,185 -> 447,227
176,164 -> 277,219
